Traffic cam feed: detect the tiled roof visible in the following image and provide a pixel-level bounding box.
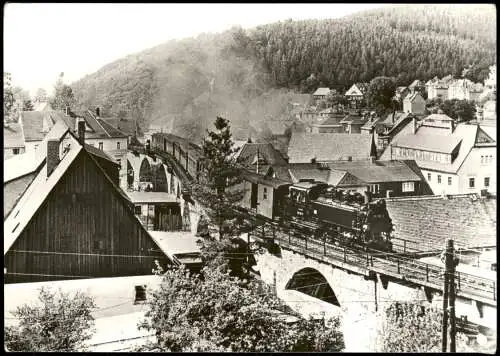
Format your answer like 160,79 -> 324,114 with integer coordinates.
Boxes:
288,163 -> 331,183
97,119 -> 128,138
102,118 -> 139,136
386,194 -> 497,252
382,123 -> 482,174
236,143 -> 288,168
125,191 -> 177,204
240,169 -> 291,188
19,111 -> 46,141
4,123 -> 24,148
404,92 -> 424,102
288,133 -> 374,163
313,87 -> 330,96
4,172 -> 37,219
408,79 -> 424,88
393,134 -> 462,153
325,160 -> 422,183
354,83 -> 369,93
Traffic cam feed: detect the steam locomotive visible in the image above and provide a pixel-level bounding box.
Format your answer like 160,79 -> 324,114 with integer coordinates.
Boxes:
278,181 -> 394,252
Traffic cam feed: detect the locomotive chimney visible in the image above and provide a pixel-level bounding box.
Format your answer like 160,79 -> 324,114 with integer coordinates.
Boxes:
364,190 -> 371,204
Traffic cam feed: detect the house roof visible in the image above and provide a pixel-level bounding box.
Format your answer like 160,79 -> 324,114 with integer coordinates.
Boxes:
408,79 -> 424,88
288,133 -> 374,163
19,111 -> 50,141
392,134 -> 462,153
4,131 -> 132,254
288,163 -> 331,183
73,110 -> 128,139
382,123 -> 487,174
125,191 -> 177,204
340,114 -> 367,125
148,231 -> 202,262
424,113 -> 454,123
325,160 -> 422,184
236,143 -> 288,168
313,87 -> 330,96
241,169 -> 291,188
102,118 -> 139,137
386,194 -> 496,252
3,123 -> 24,148
404,92 -> 424,102
313,115 -> 344,127
354,83 -> 368,93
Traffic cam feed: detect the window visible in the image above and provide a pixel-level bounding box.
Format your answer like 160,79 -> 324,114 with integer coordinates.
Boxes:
263,187 -> 268,200
369,184 -> 380,194
402,181 -> 415,192
469,178 -> 475,188
448,177 -> 452,186
484,177 -> 490,187
34,144 -> 39,150
427,173 -> 431,181
437,175 -> 442,184
134,205 -> 142,215
12,148 -> 20,155
93,239 -> 105,251
117,142 -> 120,150
481,155 -> 484,164
99,142 -> 103,150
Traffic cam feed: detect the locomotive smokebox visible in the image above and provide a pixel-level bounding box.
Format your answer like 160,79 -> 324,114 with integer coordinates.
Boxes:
364,190 -> 371,204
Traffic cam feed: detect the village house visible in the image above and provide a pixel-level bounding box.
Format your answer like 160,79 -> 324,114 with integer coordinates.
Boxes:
312,87 -> 331,102
339,113 -> 368,134
3,122 -> 26,159
403,92 -> 426,114
102,117 -> 141,144
407,79 -> 425,95
344,82 -> 368,109
311,116 -> 344,133
380,114 -> 496,195
287,159 -> 432,199
448,79 -> 484,101
287,132 -> 377,163
393,86 -> 410,102
4,124 -> 172,283
484,65 -> 496,91
427,75 -> 453,100
235,142 -> 289,174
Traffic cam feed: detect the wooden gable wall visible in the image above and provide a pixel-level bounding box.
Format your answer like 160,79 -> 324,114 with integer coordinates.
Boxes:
5,150 -> 170,283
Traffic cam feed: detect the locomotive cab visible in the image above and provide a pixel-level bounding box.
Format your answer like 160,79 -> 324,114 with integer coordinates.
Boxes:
285,181 -> 328,220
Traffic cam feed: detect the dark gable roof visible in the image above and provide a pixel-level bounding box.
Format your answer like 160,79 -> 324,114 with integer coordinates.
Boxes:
102,118 -> 138,136
237,143 -> 288,168
288,133 -> 374,163
386,194 -> 496,252
97,119 -> 128,138
240,169 -> 291,188
4,123 -> 25,148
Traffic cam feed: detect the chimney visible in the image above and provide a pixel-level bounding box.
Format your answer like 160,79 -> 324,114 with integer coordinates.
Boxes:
412,117 -> 417,134
65,106 -> 70,116
364,190 -> 371,204
47,139 -> 60,177
78,119 -> 86,144
449,120 -> 455,134
96,107 -> 100,118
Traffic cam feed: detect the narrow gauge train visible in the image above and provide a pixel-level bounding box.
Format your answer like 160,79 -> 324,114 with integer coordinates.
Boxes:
278,181 -> 394,252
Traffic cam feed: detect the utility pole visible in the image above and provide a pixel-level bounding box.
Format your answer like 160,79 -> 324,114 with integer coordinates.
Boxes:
441,239 -> 451,352
441,238 -> 457,352
449,240 -> 458,353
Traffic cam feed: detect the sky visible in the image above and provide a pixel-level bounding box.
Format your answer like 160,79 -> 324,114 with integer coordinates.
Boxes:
4,3 -> 392,96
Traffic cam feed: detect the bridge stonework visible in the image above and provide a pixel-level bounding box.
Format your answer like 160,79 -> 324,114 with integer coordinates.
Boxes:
253,246 -> 496,350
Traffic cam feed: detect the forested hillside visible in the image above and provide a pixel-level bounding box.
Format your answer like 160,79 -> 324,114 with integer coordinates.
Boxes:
71,4 -> 496,142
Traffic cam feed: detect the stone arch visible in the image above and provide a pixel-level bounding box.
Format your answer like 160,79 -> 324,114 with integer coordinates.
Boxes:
127,160 -> 135,188
139,158 -> 152,183
152,163 -> 168,192
285,267 -> 340,307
